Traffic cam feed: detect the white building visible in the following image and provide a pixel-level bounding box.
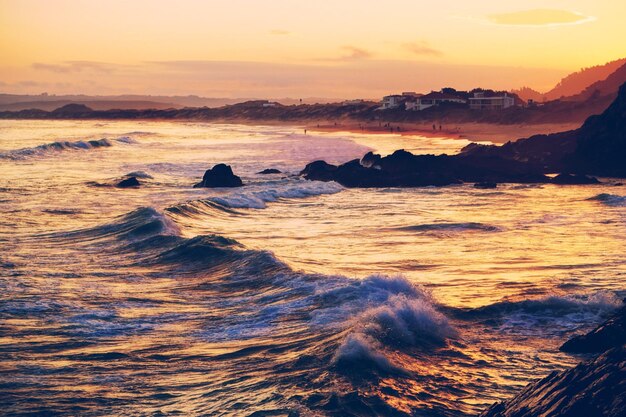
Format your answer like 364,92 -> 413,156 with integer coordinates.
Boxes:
380,95 -> 406,110
407,91 -> 467,111
469,92 -> 516,110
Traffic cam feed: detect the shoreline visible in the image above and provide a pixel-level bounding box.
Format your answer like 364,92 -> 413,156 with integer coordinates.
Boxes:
305,120 -> 581,144
1,116 -> 581,145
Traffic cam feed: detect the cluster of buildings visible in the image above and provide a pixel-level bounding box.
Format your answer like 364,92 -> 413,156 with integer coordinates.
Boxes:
380,89 -> 519,111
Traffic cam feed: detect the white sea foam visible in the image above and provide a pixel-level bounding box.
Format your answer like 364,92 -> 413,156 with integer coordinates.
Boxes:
208,179 -> 344,209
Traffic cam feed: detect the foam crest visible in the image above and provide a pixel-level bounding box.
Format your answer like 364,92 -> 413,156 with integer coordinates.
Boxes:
208,179 -> 343,209
0,136 -> 137,160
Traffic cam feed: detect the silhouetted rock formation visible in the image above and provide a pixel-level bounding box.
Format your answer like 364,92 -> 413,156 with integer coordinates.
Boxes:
258,168 -> 282,174
463,82 -> 626,178
560,303 -> 626,354
480,347 -> 625,417
194,164 -> 243,188
301,149 -> 549,187
480,301 -> 626,417
116,176 -> 140,188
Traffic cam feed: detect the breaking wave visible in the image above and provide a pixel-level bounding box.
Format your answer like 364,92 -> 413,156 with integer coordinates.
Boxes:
394,222 -> 501,233
208,179 -> 344,209
0,136 -> 134,160
588,193 -> 626,206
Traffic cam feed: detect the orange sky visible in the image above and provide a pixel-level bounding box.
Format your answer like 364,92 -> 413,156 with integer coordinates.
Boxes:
1,0 -> 625,98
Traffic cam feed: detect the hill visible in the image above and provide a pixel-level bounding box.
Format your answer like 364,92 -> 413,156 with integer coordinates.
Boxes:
513,58 -> 626,102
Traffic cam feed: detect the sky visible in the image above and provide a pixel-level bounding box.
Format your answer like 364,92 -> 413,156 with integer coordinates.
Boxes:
1,0 -> 625,99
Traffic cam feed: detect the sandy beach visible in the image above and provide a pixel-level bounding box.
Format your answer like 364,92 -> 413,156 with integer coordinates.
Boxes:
306,120 -> 581,144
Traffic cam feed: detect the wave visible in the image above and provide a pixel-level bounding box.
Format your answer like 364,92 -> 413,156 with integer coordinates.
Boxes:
47,206 -> 455,377
0,136 -> 134,160
588,193 -> 626,206
459,292 -> 621,319
183,179 -> 344,210
394,222 -> 501,233
449,291 -> 622,337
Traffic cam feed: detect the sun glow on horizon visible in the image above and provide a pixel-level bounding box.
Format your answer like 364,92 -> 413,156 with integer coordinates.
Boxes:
1,0 -> 625,98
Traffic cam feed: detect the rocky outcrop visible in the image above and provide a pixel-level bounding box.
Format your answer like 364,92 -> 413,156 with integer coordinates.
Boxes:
480,303 -> 626,417
463,82 -> 626,178
258,168 -> 282,174
560,304 -> 626,354
480,347 -> 625,417
301,149 -> 550,187
116,176 -> 141,188
194,164 -> 243,188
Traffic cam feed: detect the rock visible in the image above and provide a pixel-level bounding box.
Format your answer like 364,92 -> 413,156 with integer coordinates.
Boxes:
194,164 -> 243,188
474,182 -> 498,189
479,347 -> 626,417
116,176 -> 140,188
301,149 -> 549,188
560,303 -> 626,354
463,82 -> 626,178
551,173 -> 600,185
258,168 -> 282,174
360,151 -> 382,168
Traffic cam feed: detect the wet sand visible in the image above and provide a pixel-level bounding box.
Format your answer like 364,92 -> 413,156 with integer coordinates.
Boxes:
306,120 -> 581,144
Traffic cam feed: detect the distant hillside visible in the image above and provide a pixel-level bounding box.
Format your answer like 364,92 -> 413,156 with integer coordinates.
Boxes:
545,58 -> 626,100
0,100 -> 178,111
511,86 -> 544,102
0,94 -> 339,111
565,61 -> 626,102
513,58 -> 626,102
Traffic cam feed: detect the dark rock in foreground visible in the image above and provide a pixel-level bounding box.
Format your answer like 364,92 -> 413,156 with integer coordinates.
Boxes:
480,303 -> 626,417
301,149 -> 550,188
194,164 -> 243,188
258,168 -> 282,174
116,176 -> 140,188
560,304 -> 626,354
480,347 -> 625,417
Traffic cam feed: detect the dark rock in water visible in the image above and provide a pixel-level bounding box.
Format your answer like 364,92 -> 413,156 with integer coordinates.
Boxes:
258,168 -> 282,174
194,164 -> 243,188
560,304 -> 626,354
301,149 -> 549,188
360,151 -> 382,168
551,173 -> 600,185
117,176 -> 140,188
480,347 -> 626,417
474,182 -> 498,189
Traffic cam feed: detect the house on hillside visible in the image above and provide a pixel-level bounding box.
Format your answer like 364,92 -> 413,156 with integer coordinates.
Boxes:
469,92 -> 516,110
406,91 -> 467,111
380,95 -> 407,110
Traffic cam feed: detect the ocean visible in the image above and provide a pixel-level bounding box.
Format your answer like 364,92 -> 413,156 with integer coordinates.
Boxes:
1,120 -> 624,416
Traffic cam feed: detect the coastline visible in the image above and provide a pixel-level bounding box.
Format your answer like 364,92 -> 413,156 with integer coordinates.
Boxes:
305,120 -> 581,144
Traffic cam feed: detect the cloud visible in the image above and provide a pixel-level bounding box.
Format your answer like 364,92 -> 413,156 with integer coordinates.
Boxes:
269,29 -> 290,35
339,46 -> 372,60
488,9 -> 595,27
402,41 -> 442,57
32,61 -> 117,74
